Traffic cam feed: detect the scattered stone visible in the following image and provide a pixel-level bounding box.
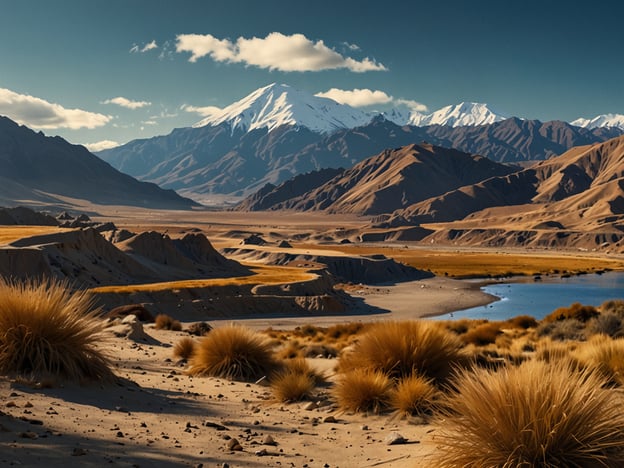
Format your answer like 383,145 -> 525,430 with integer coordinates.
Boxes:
360,425 -> 369,431
303,402 -> 316,411
18,431 -> 38,439
323,416 -> 337,424
255,448 -> 268,456
227,438 -> 243,451
72,448 -> 88,456
262,434 -> 277,446
24,402 -> 33,408
385,432 -> 407,445
203,420 -> 229,431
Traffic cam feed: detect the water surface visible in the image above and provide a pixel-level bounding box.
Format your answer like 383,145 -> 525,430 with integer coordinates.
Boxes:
437,272 -> 624,321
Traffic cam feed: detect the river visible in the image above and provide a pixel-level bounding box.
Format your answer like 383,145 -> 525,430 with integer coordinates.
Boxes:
437,272 -> 624,321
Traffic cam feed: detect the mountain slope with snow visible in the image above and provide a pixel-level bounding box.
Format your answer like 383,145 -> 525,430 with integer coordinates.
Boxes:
572,114 -> 624,131
408,102 -> 507,127
193,83 -> 374,134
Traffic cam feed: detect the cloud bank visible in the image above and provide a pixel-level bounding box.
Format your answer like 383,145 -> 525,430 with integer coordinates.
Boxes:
315,88 -> 393,107
175,32 -> 387,72
102,96 -> 151,109
316,87 -> 428,112
181,104 -> 222,117
84,140 -> 120,152
0,88 -> 111,129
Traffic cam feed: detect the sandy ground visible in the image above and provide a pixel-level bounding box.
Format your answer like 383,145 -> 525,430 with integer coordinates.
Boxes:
0,326 -> 439,468
212,277 -> 496,330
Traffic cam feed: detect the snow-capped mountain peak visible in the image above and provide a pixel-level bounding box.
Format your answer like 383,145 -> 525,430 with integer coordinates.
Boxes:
193,83 -> 373,134
571,113 -> 624,131
408,102 -> 507,127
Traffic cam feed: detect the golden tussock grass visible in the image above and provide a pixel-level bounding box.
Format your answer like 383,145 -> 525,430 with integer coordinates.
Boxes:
390,374 -> 438,418
544,302 -> 599,323
270,359 -> 321,402
434,359 -> 624,467
173,337 -> 196,360
188,324 -> 277,381
574,336 -> 624,386
0,277 -> 113,382
461,322 -> 503,346
333,368 -> 392,414
338,320 -> 469,384
154,314 -> 182,331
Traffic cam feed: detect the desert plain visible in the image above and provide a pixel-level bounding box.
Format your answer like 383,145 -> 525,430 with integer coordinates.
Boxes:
1,204 -> 624,467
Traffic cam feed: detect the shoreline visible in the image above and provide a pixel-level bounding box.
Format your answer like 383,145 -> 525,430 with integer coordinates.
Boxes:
212,276 -> 498,329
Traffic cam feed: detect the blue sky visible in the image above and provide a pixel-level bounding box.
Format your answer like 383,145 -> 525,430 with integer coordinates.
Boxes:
0,0 -> 623,150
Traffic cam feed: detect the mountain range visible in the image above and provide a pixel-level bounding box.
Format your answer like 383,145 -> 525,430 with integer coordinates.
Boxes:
0,116 -> 196,209
97,83 -> 624,201
235,134 -> 624,251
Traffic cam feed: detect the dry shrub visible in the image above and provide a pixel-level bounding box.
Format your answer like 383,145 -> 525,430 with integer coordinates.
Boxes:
536,318 -> 586,341
445,319 -> 479,335
333,368 -> 392,413
325,322 -> 367,341
186,321 -> 212,336
188,324 -> 277,381
390,375 -> 438,418
506,315 -> 538,329
590,312 -> 623,338
270,358 -> 320,402
601,299 -> 624,317
462,322 -> 503,346
154,314 -> 182,331
338,321 -> 468,383
302,343 -> 338,358
544,302 -> 599,323
0,278 -> 113,382
292,324 -> 319,338
574,337 -> 624,386
173,337 -> 196,360
276,340 -> 303,360
434,360 -> 624,467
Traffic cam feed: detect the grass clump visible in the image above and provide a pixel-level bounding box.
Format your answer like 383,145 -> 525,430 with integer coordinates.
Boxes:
333,368 -> 392,414
461,322 -> 502,346
173,337 -> 196,360
0,278 -> 113,382
188,324 -> 277,381
154,314 -> 182,331
434,360 -> 624,467
544,302 -> 599,323
270,359 -> 320,402
506,314 -> 538,329
574,336 -> 624,386
338,320 -> 468,383
390,375 -> 438,418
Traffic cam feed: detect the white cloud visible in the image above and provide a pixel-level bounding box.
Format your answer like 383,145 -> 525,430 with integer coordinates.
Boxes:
175,32 -> 387,72
343,42 -> 361,51
0,87 -> 111,130
83,140 -> 120,152
396,98 -> 428,113
315,88 -> 393,107
130,40 -> 158,53
181,104 -> 222,117
102,96 -> 151,109
141,120 -> 157,125
315,87 -> 428,112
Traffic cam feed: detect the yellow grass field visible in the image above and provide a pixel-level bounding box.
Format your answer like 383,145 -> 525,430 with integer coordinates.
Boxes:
90,263 -> 317,294
0,226 -> 72,245
293,243 -> 624,278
